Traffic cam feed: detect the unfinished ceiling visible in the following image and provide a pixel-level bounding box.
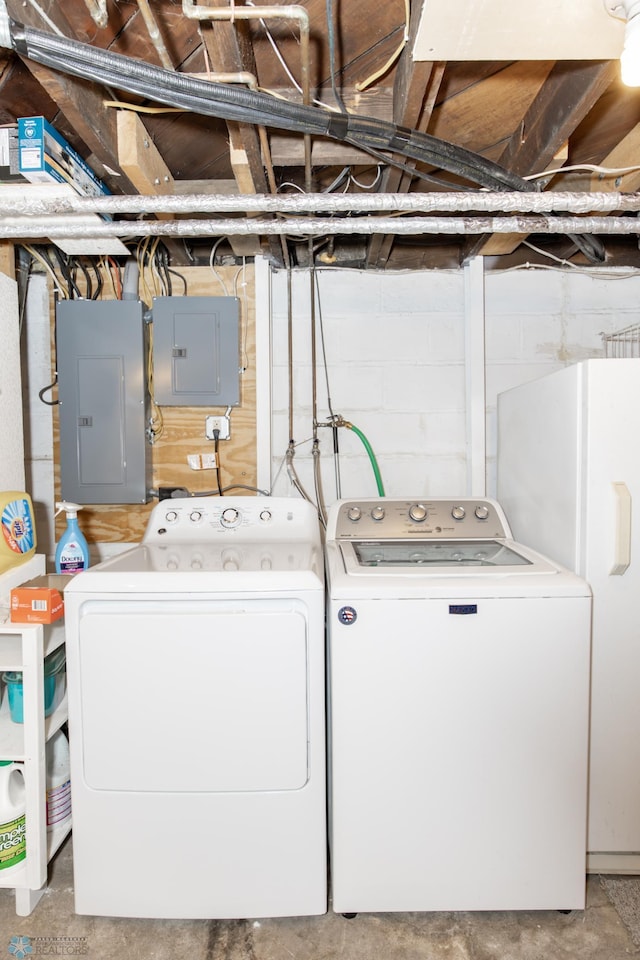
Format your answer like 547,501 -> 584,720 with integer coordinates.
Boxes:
0,0 -> 640,271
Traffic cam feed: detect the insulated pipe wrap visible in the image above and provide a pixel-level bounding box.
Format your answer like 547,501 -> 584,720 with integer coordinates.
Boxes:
0,215 -> 638,239
0,192 -> 638,217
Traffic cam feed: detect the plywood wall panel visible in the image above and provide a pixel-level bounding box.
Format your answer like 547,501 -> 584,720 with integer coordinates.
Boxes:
51,263 -> 257,546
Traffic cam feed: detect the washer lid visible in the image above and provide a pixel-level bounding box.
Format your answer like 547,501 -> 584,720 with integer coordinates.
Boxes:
337,537 -> 563,578
350,539 -> 532,568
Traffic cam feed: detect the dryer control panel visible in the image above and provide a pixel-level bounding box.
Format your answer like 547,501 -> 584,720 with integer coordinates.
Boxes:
331,498 -> 511,540
142,496 -> 320,543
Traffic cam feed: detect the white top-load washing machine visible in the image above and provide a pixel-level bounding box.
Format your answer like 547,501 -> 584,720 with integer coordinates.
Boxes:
63,496 -> 326,919
325,498 -> 592,914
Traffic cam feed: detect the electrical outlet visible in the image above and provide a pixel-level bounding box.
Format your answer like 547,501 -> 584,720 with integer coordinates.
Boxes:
205,415 -> 231,440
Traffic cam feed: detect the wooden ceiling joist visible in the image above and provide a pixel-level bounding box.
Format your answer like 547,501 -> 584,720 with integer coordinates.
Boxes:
366,1 -> 445,269
461,59 -> 618,262
117,111 -> 175,208
200,16 -> 280,263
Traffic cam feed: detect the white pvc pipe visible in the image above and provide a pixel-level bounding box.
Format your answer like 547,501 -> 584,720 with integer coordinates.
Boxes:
83,0 -> 108,29
182,1 -> 312,190
137,0 -> 173,69
181,1 -> 310,107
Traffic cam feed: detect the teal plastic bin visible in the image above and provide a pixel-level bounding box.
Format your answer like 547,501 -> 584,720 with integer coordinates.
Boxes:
2,646 -> 66,724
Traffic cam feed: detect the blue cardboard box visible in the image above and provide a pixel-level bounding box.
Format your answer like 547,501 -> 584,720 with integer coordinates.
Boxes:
17,116 -> 110,198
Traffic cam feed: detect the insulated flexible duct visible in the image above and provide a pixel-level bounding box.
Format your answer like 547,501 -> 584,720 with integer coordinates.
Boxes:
0,12 -> 607,263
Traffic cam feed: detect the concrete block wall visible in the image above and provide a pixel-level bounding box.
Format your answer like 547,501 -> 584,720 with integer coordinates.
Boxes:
269,265 -> 640,505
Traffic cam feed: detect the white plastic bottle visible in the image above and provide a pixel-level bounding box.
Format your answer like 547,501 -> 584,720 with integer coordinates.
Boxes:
54,502 -> 90,574
46,730 -> 71,832
0,760 -> 26,872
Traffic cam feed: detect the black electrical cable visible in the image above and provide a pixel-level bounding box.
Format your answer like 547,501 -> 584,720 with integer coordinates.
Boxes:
167,267 -> 187,295
38,377 -> 58,405
5,19 -> 606,263
52,247 -> 81,299
156,243 -> 171,295
76,258 -> 93,299
6,22 -> 540,189
213,432 -> 223,497
16,246 -> 31,335
170,484 -> 271,497
39,278 -> 60,406
91,259 -> 103,299
351,142 -> 477,191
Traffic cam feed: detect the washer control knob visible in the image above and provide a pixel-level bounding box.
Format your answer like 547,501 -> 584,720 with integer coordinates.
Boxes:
190,510 -> 202,523
221,507 -> 240,528
451,505 -> 466,520
409,503 -> 427,522
370,505 -> 386,521
475,504 -> 490,520
165,510 -> 178,523
347,506 -> 362,522
259,510 -> 272,523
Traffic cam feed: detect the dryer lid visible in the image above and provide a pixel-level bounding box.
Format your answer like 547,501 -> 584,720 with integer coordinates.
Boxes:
82,540 -> 322,574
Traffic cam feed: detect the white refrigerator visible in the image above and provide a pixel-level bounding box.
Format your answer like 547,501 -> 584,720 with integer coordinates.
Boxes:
497,358 -> 640,874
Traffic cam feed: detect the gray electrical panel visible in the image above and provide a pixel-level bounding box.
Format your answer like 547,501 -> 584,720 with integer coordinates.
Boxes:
152,296 -> 240,406
56,299 -> 151,504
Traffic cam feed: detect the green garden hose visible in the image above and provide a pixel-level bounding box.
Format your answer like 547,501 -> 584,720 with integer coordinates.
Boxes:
345,422 -> 385,497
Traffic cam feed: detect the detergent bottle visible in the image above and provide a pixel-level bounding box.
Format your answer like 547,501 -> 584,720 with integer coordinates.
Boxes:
0,760 -> 26,872
0,492 -> 36,574
46,730 -> 71,832
54,502 -> 90,574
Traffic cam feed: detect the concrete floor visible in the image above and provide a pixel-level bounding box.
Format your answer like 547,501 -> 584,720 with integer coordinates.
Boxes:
0,838 -> 637,960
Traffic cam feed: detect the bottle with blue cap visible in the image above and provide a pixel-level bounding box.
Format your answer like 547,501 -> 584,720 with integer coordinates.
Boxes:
54,502 -> 90,574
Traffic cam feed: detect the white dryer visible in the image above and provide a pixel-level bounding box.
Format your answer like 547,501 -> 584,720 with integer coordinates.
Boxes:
64,496 -> 326,919
325,498 -> 592,914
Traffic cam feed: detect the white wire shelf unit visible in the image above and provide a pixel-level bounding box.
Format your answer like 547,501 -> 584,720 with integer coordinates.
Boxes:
602,323 -> 640,358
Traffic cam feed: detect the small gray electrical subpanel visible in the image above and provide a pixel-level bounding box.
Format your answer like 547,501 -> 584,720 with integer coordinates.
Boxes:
152,296 -> 240,406
56,299 -> 152,504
